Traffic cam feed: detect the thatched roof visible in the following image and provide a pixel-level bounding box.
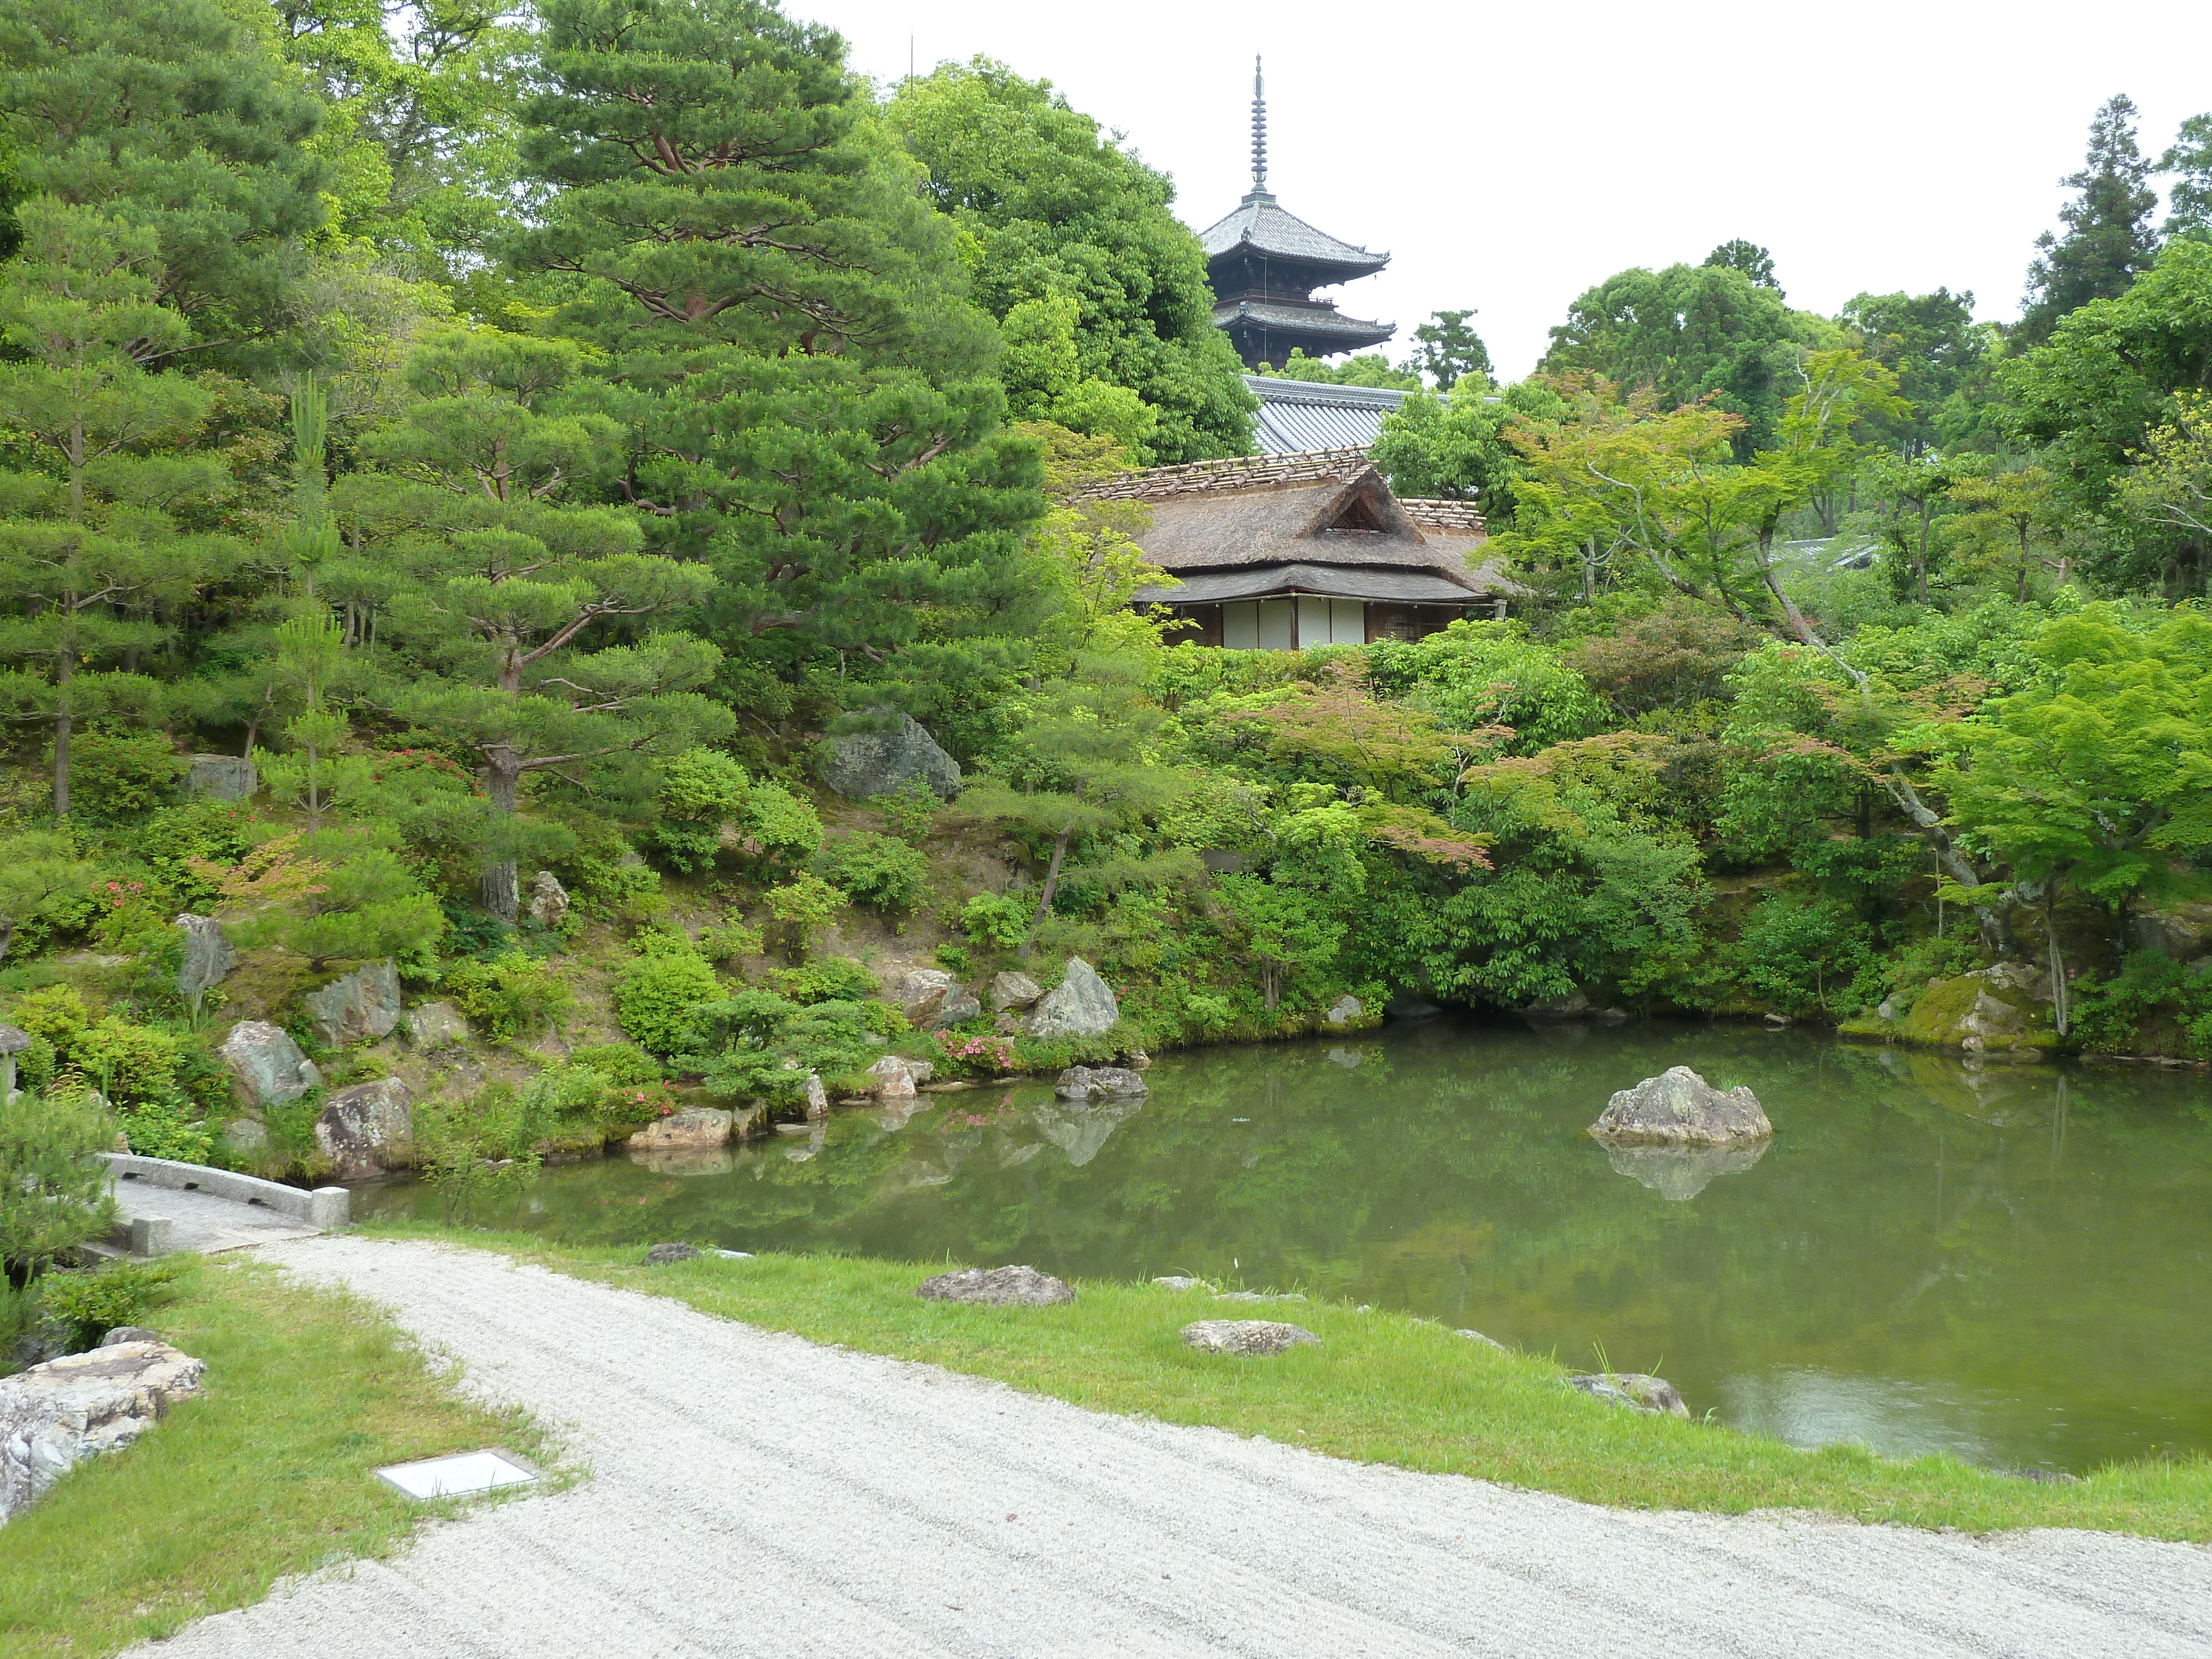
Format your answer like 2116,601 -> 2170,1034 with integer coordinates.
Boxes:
1070,450 -> 1508,602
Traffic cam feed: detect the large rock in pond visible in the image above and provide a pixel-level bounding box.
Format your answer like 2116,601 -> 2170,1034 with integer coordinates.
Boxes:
915,1265 -> 1074,1306
1589,1066 -> 1771,1147
1323,994 -> 1363,1028
1181,1320 -> 1319,1357
314,1077 -> 414,1180
0,1339 -> 207,1523
1566,1371 -> 1691,1418
1025,958 -> 1120,1040
1601,1139 -> 1770,1201
1054,1065 -> 1147,1102
174,915 -> 236,1001
821,708 -> 962,802
625,1107 -> 733,1154
219,1021 -> 320,1108
1897,969 -> 2055,1055
867,1056 -> 917,1100
301,961 -> 401,1048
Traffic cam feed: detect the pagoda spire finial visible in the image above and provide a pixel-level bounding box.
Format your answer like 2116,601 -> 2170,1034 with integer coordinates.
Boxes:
1249,55 -> 1268,194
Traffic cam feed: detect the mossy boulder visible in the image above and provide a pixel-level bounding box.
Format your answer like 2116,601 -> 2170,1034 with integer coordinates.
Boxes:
1896,969 -> 2059,1055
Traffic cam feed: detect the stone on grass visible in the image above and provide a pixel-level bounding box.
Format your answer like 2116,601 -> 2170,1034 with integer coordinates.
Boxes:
644,1242 -> 700,1266
1153,1276 -> 1209,1292
1589,1066 -> 1772,1148
220,1021 -> 320,1108
821,707 -> 963,802
625,1107 -> 732,1153
1457,1328 -> 1506,1350
183,754 -> 255,801
915,1265 -> 1074,1306
314,1077 -> 415,1180
1053,1065 -> 1147,1102
1181,1320 -> 1319,1357
1217,1290 -> 1305,1304
0,1340 -> 207,1523
403,1001 -> 472,1050
527,870 -> 570,928
301,960 -> 402,1048
1566,1372 -> 1690,1418
174,915 -> 237,1001
1026,958 -> 1120,1040
97,1328 -> 161,1348
990,971 -> 1043,1011
867,1055 -> 917,1100
1323,994 -> 1363,1027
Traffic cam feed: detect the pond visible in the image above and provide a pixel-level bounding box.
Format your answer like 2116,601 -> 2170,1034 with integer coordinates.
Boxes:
353,1020 -> 2212,1475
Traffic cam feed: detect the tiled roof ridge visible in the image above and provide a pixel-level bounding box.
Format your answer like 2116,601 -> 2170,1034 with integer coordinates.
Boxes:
1066,447 -> 1375,503
1397,498 -> 1487,532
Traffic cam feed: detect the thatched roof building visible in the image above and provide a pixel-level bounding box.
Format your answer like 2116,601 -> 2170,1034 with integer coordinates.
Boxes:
1070,449 -> 1506,650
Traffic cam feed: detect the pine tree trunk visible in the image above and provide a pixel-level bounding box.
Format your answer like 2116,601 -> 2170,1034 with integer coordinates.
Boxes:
1020,818 -> 1075,960
481,748 -> 521,920
52,654 -> 71,819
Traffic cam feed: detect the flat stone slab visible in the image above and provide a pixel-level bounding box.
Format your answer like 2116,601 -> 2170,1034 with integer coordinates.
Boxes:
915,1265 -> 1074,1306
105,1180 -> 323,1255
375,1450 -> 538,1501
1182,1320 -> 1320,1357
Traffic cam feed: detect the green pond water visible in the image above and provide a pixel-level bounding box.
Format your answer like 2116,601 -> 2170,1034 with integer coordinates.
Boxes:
354,1020 -> 2212,1475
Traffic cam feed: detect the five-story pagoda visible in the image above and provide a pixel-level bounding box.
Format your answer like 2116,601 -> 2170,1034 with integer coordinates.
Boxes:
1200,59 -> 1394,371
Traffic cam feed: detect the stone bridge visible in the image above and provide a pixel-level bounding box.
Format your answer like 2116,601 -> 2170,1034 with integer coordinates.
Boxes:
96,1154 -> 350,1258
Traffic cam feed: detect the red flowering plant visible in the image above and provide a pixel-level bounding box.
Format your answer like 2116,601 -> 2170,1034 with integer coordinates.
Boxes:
931,1030 -> 1018,1078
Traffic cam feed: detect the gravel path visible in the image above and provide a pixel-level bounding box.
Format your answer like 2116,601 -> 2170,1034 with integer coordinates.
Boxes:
145,1237 -> 2211,1658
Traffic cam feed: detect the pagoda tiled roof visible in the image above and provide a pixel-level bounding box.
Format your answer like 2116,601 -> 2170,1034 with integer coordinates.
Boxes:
1198,191 -> 1389,271
1211,298 -> 1394,343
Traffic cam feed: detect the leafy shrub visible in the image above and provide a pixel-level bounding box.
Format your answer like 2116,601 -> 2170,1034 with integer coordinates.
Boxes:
11,984 -> 90,1050
12,1032 -> 56,1094
2072,952 -> 2212,1055
695,916 -> 763,963
816,831 -> 928,915
556,818 -> 666,922
650,748 -> 753,873
440,901 -> 515,961
68,1016 -> 181,1105
568,1042 -> 665,1086
115,1097 -> 213,1164
137,800 -> 258,907
742,781 -> 823,870
961,891 -> 1030,951
38,1259 -> 181,1350
0,1090 -> 118,1279
59,728 -> 186,823
613,946 -> 722,1055
773,957 -> 877,1005
415,1083 -> 549,1227
763,872 -> 846,962
684,988 -> 874,1109
1732,894 -> 1875,1015
872,778 -> 940,845
444,950 -> 576,1043
933,940 -> 973,978
91,887 -> 176,959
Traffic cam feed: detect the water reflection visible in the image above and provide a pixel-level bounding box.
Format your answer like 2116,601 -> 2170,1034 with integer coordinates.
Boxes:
357,1019 -> 2212,1473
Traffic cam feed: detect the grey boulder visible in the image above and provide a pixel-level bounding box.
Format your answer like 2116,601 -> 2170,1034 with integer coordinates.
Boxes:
990,971 -> 1043,1011
644,1242 -> 700,1266
0,1339 -> 207,1523
174,915 -> 236,1001
183,754 -> 255,801
402,1001 -> 472,1050
222,1118 -> 268,1156
893,968 -> 956,1023
924,985 -> 982,1032
822,708 -> 963,802
1323,994 -> 1363,1027
915,1265 -> 1074,1306
867,1055 -> 917,1100
527,870 -> 570,928
625,1107 -> 732,1152
301,960 -> 401,1048
1589,1066 -> 1772,1148
1026,958 -> 1120,1040
1053,1065 -> 1147,1102
1566,1372 -> 1691,1418
1181,1320 -> 1320,1357
219,1021 -> 320,1108
314,1077 -> 414,1180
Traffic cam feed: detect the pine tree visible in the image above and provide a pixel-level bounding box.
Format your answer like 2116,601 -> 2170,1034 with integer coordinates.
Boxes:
0,202 -> 234,816
344,330 -> 731,917
507,0 -> 1046,689
0,0 -> 331,354
2018,95 -> 2161,346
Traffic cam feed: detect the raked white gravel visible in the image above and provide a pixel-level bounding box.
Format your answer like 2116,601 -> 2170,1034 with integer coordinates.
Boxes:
138,1237 -> 2211,1658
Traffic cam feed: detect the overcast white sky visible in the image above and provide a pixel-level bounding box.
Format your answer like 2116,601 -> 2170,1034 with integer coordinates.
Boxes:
810,0 -> 2212,380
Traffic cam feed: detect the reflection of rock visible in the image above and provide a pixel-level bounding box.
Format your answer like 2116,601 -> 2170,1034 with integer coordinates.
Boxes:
1327,1047 -> 1362,1069
628,1145 -> 735,1176
1590,1067 -> 1772,1147
1031,1093 -> 1142,1167
1601,1138 -> 1770,1200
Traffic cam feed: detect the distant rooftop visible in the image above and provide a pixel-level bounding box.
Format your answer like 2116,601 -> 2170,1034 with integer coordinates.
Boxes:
1198,192 -> 1389,273
1243,375 -> 1411,455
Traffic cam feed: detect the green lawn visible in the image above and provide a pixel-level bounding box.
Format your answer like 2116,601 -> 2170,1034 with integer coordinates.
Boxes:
372,1223 -> 2212,1542
0,1258 -> 544,1659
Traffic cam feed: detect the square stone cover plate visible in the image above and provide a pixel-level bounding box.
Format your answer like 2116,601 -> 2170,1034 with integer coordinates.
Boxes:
375,1450 -> 538,1500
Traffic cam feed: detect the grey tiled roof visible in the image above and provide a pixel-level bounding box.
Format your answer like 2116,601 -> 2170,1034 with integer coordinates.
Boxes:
1245,375 -> 1410,455
1212,298 -> 1394,342
1198,192 -> 1389,269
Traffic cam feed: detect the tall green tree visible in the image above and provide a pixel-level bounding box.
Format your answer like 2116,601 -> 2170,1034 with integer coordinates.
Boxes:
1539,261 -> 1836,457
1371,376 -> 1563,520
1704,239 -> 1782,294
0,203 -> 233,816
1837,287 -> 1991,459
887,59 -> 1253,463
1401,309 -> 1493,392
0,0 -> 330,354
2161,112 -> 2212,243
2017,95 -> 2161,347
345,329 -> 731,916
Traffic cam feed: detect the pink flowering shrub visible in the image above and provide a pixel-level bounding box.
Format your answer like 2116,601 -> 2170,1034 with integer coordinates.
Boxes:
933,1030 -> 1016,1075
